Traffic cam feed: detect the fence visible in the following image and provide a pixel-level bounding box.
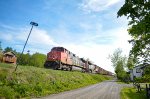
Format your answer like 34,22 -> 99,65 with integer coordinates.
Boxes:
146,84 -> 150,99
133,82 -> 150,99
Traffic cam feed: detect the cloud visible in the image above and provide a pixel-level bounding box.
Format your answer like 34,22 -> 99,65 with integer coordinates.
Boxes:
79,0 -> 120,13
17,28 -> 59,53
28,28 -> 59,46
0,32 -> 13,41
0,25 -> 59,53
0,23 -> 16,30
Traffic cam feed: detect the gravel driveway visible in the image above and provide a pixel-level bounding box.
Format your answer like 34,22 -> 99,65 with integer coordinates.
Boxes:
37,80 -> 132,99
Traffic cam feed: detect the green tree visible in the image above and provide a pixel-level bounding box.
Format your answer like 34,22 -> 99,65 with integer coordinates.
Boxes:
4,47 -> 13,52
3,47 -> 17,55
126,51 -> 138,70
0,42 -> 3,62
0,41 -> 2,51
117,0 -> 150,65
109,48 -> 127,80
109,48 -> 123,68
30,52 -> 46,68
17,52 -> 46,67
18,53 -> 31,66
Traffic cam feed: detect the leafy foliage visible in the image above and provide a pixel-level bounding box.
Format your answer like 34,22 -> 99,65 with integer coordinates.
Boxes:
0,52 -> 3,63
135,66 -> 150,83
109,48 -> 128,80
0,41 -> 2,51
4,47 -> 16,53
126,51 -> 138,69
17,52 -> 46,67
30,52 -> 46,67
0,42 -> 2,62
17,53 -> 31,66
117,0 -> 150,65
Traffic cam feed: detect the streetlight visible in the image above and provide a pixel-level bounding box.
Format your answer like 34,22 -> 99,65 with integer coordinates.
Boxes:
15,22 -> 38,71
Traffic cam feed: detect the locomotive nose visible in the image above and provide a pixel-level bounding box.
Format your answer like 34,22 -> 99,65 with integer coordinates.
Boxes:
48,52 -> 58,60
52,56 -> 56,59
49,55 -> 56,59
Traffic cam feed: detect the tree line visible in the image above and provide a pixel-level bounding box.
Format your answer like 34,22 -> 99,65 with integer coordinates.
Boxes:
0,43 -> 46,68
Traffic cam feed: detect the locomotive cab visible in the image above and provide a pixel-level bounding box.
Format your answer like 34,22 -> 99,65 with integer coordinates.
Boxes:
44,47 -> 72,70
51,47 -> 64,52
47,47 -> 64,60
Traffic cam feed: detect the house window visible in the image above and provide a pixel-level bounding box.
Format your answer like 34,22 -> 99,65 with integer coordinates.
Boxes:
136,68 -> 141,73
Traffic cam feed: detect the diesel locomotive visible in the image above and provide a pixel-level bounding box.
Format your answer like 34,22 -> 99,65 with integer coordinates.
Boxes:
44,47 -> 113,75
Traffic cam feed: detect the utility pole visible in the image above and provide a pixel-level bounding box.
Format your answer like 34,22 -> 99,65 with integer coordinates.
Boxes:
14,22 -> 38,71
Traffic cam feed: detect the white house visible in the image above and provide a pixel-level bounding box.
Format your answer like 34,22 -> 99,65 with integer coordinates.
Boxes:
130,66 -> 145,81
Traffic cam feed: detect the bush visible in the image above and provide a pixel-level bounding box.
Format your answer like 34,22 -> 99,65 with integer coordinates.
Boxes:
0,52 -> 3,62
0,86 -> 17,99
135,75 -> 150,83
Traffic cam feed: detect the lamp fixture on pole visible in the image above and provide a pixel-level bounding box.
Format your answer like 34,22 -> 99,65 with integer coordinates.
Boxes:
15,22 -> 38,71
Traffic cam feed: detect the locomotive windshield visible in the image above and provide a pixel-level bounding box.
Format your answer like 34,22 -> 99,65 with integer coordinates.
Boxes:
51,47 -> 64,52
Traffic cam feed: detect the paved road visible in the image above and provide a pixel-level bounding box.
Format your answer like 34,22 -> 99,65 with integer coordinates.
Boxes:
38,80 -> 132,99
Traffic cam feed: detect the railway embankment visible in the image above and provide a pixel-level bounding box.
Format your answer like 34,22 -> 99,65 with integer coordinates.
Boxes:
0,63 -> 111,98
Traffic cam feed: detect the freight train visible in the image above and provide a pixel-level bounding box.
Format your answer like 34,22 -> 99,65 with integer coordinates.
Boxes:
44,47 -> 113,75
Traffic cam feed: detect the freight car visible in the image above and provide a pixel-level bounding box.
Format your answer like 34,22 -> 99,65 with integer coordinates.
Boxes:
44,47 -> 113,75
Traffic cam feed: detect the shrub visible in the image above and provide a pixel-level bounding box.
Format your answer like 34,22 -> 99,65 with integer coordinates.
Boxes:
135,75 -> 150,83
0,86 -> 17,99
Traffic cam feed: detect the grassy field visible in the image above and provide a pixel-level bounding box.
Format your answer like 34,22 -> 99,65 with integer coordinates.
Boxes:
0,63 -> 111,98
120,87 -> 147,99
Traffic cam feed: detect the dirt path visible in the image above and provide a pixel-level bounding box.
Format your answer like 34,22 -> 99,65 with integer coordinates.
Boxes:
37,80 -> 132,99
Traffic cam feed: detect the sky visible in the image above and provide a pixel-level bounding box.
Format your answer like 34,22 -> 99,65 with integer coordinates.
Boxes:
0,0 -> 132,73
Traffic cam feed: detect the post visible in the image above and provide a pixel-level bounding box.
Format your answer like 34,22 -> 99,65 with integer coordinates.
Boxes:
14,22 -> 38,71
146,84 -> 148,98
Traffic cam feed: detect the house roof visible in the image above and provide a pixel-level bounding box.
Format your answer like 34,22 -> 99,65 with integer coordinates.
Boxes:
130,65 -> 148,70
4,51 -> 16,56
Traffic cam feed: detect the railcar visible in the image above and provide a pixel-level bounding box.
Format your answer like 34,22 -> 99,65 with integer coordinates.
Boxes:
44,47 -> 113,75
94,65 -> 100,73
87,62 -> 95,73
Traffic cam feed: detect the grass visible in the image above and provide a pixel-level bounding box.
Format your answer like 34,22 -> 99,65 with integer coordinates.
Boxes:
0,63 -> 111,98
116,79 -> 132,84
116,80 -> 130,84
120,87 -> 147,99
